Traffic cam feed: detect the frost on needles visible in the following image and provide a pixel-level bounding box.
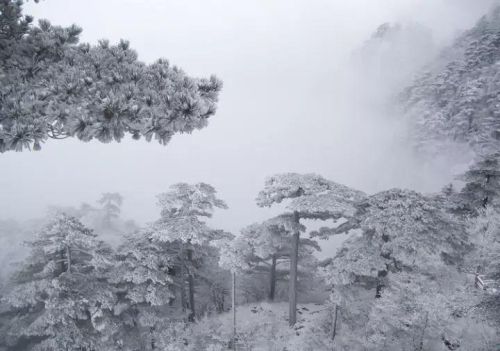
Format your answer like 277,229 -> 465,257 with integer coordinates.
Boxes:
0,0 -> 222,152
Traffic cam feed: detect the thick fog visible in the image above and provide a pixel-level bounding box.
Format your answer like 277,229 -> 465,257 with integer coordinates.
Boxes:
0,0 -> 497,237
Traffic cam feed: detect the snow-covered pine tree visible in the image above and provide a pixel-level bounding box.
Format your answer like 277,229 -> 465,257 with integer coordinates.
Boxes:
0,0 -> 222,152
47,195 -> 138,248
256,173 -> 365,326
467,206 -> 500,280
235,216 -> 320,302
464,206 -> 500,346
454,154 -> 500,344
1,213 -> 115,350
98,192 -> 123,228
146,183 -> 228,322
323,189 -> 473,350
457,153 -> 500,212
108,234 -> 176,350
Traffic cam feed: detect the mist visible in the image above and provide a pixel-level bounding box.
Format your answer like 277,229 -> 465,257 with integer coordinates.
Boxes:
0,0 -> 497,237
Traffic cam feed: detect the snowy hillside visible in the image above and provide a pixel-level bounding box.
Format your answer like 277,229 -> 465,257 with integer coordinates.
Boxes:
402,5 -> 500,156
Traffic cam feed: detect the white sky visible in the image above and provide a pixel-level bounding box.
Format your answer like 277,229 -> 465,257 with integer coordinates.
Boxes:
0,0 -> 497,240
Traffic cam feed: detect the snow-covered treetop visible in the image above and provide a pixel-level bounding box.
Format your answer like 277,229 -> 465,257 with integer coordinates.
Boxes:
458,153 -> 500,209
263,214 -> 306,235
361,189 -> 451,249
157,183 -> 227,219
98,192 -> 123,221
323,232 -> 387,286
23,213 -> 112,277
218,214 -> 321,272
256,173 -> 365,219
42,212 -> 97,240
290,192 -> 361,220
148,216 -> 214,244
217,234 -> 253,272
256,173 -> 333,206
241,216 -> 305,260
98,192 -> 123,207
218,216 -> 301,272
0,1 -> 222,152
325,188 -> 467,286
363,189 -> 467,266
110,235 -> 174,306
147,183 -> 228,244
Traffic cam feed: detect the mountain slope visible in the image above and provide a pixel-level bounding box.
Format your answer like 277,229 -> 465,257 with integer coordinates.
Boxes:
402,6 -> 500,156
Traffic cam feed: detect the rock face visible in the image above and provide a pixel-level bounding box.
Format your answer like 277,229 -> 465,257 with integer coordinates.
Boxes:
401,6 -> 500,156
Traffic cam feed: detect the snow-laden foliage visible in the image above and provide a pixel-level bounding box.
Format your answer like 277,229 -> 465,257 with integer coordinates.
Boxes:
465,206 -> 500,334
48,194 -> 138,247
144,183 -> 229,322
220,216 -> 321,302
241,216 -> 307,262
1,214 -> 115,350
149,183 -> 228,245
457,153 -> 500,212
256,173 -> 365,217
359,269 -> 492,351
256,173 -> 365,325
154,302 -> 334,351
326,189 -> 467,286
467,206 -> 500,280
401,5 -> 500,155
104,234 -> 176,350
0,0 -> 222,152
321,188 -> 495,350
216,233 -> 254,273
111,236 -> 174,308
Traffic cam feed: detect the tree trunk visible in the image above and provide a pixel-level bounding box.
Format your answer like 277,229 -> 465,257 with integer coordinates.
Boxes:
269,254 -> 277,301
150,326 -> 156,350
179,247 -> 187,314
289,211 -> 300,327
187,246 -> 196,322
417,312 -> 429,351
59,249 -> 65,275
221,289 -> 225,313
332,304 -> 339,342
375,270 -> 387,298
66,246 -> 71,273
232,271 -> 237,350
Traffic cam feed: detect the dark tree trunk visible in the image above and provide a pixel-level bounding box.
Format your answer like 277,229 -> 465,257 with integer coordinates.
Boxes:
232,271 -> 236,350
269,254 -> 277,301
66,246 -> 71,273
375,270 -> 387,298
482,196 -> 489,208
187,246 -> 196,322
332,304 -> 339,342
417,312 -> 429,351
150,326 -> 156,350
59,249 -> 65,275
289,211 -> 300,327
375,282 -> 383,298
179,247 -> 187,314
